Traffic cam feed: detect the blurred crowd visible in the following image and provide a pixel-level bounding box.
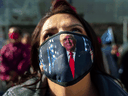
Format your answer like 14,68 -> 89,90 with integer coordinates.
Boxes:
99,27 -> 128,92
0,26 -> 128,95
0,27 -> 31,95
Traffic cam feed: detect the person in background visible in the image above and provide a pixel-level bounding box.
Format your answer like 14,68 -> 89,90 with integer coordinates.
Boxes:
21,33 -> 33,74
101,28 -> 119,78
3,0 -> 128,96
21,33 -> 31,47
0,27 -> 30,95
102,44 -> 119,78
111,44 -> 120,62
97,36 -> 110,74
118,45 -> 128,91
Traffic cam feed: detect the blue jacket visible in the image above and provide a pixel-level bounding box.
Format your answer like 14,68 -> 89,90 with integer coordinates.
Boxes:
3,72 -> 128,96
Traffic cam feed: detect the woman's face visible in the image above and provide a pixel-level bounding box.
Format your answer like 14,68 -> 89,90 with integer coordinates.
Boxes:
40,13 -> 87,45
39,14 -> 92,90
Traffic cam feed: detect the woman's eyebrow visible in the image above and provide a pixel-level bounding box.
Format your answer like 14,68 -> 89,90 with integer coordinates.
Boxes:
43,24 -> 84,32
42,28 -> 57,34
41,28 -> 57,35
45,27 -> 57,31
67,24 -> 84,28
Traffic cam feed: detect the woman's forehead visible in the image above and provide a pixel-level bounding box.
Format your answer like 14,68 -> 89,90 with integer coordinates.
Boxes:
42,13 -> 83,31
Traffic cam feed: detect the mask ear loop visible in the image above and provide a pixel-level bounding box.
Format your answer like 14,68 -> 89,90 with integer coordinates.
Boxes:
39,61 -> 44,72
90,49 -> 93,63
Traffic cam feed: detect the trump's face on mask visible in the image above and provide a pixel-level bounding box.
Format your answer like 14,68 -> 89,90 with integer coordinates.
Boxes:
60,34 -> 76,52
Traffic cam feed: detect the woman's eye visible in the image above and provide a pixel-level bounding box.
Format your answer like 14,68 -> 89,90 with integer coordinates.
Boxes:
44,33 -> 53,40
71,28 -> 82,32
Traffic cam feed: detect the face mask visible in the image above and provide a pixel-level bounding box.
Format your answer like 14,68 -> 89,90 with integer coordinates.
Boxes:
8,32 -> 19,39
39,31 -> 94,86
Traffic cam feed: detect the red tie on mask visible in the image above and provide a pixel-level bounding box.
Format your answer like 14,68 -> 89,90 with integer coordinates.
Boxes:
69,52 -> 75,78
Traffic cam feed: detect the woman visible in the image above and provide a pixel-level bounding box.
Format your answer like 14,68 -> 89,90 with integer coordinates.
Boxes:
3,0 -> 128,96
